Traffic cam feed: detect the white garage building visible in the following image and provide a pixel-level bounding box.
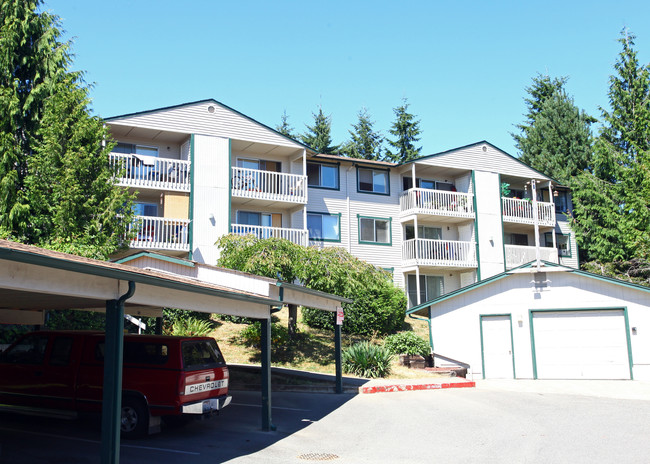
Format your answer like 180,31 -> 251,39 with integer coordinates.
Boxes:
408,262 -> 650,381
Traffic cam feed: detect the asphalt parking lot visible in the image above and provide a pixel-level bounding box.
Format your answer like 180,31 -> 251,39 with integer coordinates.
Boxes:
1,381 -> 650,464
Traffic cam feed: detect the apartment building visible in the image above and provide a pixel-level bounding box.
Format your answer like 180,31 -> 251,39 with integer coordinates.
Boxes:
106,99 -> 578,307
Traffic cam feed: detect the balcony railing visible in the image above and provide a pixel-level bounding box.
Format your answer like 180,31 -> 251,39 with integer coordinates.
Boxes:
400,188 -> 474,218
505,244 -> 558,269
230,224 -> 308,246
402,238 -> 477,268
110,153 -> 190,192
501,198 -> 555,226
231,167 -> 307,203
127,216 -> 190,251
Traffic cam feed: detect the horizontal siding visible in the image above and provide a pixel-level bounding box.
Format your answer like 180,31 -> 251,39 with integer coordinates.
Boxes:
110,101 -> 302,149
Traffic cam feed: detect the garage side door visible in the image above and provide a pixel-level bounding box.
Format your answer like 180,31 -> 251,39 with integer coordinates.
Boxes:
481,315 -> 514,379
532,310 -> 631,380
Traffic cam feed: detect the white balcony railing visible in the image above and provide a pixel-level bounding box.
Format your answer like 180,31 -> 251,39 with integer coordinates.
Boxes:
505,244 -> 558,269
231,167 -> 307,203
127,216 -> 190,251
402,238 -> 477,268
501,198 -> 555,226
110,153 -> 190,192
400,188 -> 474,218
230,224 -> 308,246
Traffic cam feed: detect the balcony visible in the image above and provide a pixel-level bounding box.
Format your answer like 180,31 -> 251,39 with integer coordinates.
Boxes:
230,224 -> 308,246
126,216 -> 190,252
502,198 -> 555,227
231,167 -> 307,204
400,188 -> 474,220
402,238 -> 477,268
110,153 -> 190,192
505,245 -> 558,269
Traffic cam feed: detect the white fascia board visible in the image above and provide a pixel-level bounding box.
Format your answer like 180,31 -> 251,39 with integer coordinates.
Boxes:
0,309 -> 44,325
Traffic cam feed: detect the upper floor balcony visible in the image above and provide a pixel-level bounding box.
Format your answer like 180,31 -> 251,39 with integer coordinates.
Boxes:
400,188 -> 475,221
501,198 -> 555,227
126,216 -> 190,252
402,238 -> 478,269
110,153 -> 190,192
230,224 -> 308,247
231,167 -> 307,204
505,244 -> 558,269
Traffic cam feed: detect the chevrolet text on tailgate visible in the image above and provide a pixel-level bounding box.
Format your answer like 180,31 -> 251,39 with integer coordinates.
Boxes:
0,331 -> 232,438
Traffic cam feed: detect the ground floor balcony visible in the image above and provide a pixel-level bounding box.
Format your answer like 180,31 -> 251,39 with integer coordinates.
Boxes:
502,197 -> 555,227
231,167 -> 307,204
402,238 -> 477,269
110,153 -> 190,192
126,216 -> 190,252
400,188 -> 474,221
230,224 -> 308,246
505,244 -> 558,269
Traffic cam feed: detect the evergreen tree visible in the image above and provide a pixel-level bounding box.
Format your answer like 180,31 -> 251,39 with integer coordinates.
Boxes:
385,98 -> 422,163
513,75 -> 594,184
300,106 -> 339,154
0,0 -> 134,259
341,108 -> 383,160
275,110 -> 296,139
571,30 -> 650,261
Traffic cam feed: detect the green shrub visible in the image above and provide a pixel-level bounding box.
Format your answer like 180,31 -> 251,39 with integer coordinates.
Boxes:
172,317 -> 213,337
342,341 -> 393,378
0,325 -> 31,344
218,314 -> 255,324
45,310 -> 105,330
239,322 -> 289,348
383,332 -> 429,356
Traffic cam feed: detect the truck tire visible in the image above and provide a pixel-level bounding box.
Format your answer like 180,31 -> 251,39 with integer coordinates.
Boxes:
121,397 -> 149,439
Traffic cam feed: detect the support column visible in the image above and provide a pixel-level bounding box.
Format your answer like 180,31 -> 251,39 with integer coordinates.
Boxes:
155,317 -> 163,335
335,323 -> 342,394
260,316 -> 275,431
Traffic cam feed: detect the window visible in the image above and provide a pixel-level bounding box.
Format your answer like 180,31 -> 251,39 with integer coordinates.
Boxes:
114,143 -> 159,158
358,168 -> 389,194
510,233 -> 529,246
405,225 -> 442,240
307,162 -> 339,189
237,159 -> 281,172
237,211 -> 272,227
134,202 -> 158,217
544,233 -> 571,257
359,216 -> 391,244
555,190 -> 569,213
307,212 -> 340,241
407,275 -> 444,307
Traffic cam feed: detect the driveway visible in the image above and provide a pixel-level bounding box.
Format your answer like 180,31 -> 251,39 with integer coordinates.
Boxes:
1,381 -> 649,463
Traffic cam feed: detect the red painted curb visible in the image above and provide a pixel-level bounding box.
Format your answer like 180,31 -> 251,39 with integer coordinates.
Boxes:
359,380 -> 476,394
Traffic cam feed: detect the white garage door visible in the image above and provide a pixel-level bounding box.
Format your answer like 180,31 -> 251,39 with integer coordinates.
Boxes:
532,310 -> 631,380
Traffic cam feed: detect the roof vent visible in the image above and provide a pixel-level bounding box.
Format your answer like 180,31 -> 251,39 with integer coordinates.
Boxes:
482,145 -> 487,152
207,106 -> 215,114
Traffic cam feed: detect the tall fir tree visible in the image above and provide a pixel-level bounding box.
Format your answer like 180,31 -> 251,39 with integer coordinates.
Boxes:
300,107 -> 339,154
385,98 -> 422,163
275,110 -> 296,139
513,74 -> 594,185
571,30 -> 650,262
341,108 -> 383,160
0,0 -> 134,259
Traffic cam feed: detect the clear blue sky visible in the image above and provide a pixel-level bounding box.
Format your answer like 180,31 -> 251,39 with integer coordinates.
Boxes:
46,0 -> 650,157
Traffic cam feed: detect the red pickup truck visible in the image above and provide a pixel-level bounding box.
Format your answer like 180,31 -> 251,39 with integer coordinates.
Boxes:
0,331 -> 231,437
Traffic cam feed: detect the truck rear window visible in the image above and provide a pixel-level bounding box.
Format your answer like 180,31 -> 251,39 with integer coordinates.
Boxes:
95,341 -> 169,365
182,339 -> 225,370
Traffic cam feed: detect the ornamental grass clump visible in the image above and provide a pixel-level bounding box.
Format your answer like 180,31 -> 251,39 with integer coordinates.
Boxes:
383,332 -> 429,356
342,341 -> 394,378
172,317 -> 213,337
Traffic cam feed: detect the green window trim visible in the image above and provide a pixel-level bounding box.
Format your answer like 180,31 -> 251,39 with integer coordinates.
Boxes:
357,215 -> 392,246
307,211 -> 342,242
307,161 -> 340,190
543,232 -> 572,258
356,166 -> 390,196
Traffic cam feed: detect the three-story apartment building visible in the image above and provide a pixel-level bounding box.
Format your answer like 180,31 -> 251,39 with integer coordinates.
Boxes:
106,99 -> 578,308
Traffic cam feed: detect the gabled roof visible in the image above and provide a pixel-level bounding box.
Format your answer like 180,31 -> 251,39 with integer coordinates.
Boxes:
105,98 -> 315,153
406,260 -> 650,315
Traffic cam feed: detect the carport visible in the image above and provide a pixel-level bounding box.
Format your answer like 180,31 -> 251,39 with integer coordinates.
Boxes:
0,240 -> 350,464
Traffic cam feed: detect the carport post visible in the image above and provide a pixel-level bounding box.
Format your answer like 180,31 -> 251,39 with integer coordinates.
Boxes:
335,324 -> 343,393
260,316 -> 275,431
101,282 -> 135,464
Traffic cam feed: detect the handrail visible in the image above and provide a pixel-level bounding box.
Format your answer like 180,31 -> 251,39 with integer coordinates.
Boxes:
110,153 -> 190,192
231,167 -> 307,203
230,224 -> 308,246
126,216 -> 190,251
402,238 -> 477,267
400,188 -> 474,217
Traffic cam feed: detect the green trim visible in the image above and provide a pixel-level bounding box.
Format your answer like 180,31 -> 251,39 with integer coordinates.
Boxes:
471,171 -> 481,281
529,307 -> 634,380
479,314 -> 515,380
228,139 -> 232,233
188,134 -> 195,260
544,232 -> 572,259
307,211 -> 342,242
357,215 -> 392,246
307,160 -> 340,190
498,174 -> 507,273
356,166 -> 390,196
114,252 -> 195,268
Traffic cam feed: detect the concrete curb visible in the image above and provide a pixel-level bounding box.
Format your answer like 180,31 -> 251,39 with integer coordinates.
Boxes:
359,379 -> 476,394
